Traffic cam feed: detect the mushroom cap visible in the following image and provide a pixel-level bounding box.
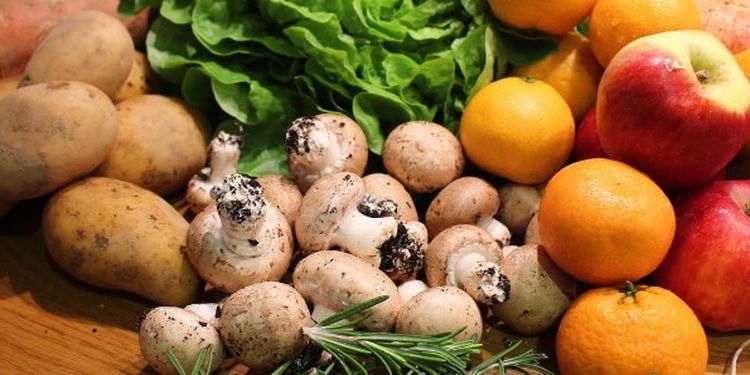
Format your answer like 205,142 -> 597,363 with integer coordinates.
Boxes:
425,224 -> 503,287
525,213 -> 541,245
218,282 -> 313,373
363,173 -> 418,222
256,174 -> 303,226
286,113 -> 368,191
397,279 -> 429,303
187,202 -> 293,293
293,251 -> 401,332
184,303 -> 222,327
497,184 -> 541,236
295,172 -> 365,254
492,244 -> 576,335
382,121 -> 464,193
139,307 -> 224,375
395,286 -> 483,341
425,177 -> 500,239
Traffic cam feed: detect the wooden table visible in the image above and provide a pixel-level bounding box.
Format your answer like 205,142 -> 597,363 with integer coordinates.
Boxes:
1,198 -> 748,374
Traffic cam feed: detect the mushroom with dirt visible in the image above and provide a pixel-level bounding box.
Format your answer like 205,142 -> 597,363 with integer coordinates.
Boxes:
285,114 -> 368,192
493,244 -> 576,335
363,173 -> 419,222
497,184 -> 542,237
396,286 -> 483,341
139,306 -> 225,375
425,224 -> 511,306
186,130 -> 243,214
425,177 -> 511,245
256,174 -> 303,226
295,172 -> 427,280
187,174 -> 293,293
219,282 -> 314,373
293,251 -> 402,332
382,121 -> 464,193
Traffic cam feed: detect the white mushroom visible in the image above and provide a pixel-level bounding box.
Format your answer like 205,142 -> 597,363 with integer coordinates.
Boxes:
293,251 -> 402,332
497,184 -> 541,237
256,174 -> 303,226
425,177 -> 511,246
187,174 -> 293,293
184,303 -> 222,328
397,279 -> 429,303
396,286 -> 483,341
525,213 -> 541,245
285,114 -> 368,192
363,173 -> 419,222
425,225 -> 510,306
139,307 -> 225,375
295,172 -> 427,280
186,131 -> 242,214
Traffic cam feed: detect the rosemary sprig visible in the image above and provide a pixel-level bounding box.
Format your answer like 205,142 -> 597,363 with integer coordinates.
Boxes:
166,345 -> 214,375
469,340 -> 553,375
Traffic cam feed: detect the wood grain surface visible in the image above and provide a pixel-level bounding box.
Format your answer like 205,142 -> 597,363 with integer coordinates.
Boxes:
0,198 -> 748,374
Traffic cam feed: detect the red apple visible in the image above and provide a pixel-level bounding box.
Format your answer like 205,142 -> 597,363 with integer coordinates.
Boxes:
655,180 -> 750,331
573,106 -> 608,161
598,30 -> 750,189
695,0 -> 750,54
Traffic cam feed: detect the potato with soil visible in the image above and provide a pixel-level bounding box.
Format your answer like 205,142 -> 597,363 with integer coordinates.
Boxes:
20,10 -> 134,97
42,177 -> 203,306
0,81 -> 117,201
113,51 -> 158,102
95,95 -> 210,197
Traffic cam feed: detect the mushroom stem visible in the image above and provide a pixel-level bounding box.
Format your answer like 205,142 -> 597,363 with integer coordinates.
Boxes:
379,223 -> 426,276
211,174 -> 269,257
206,131 -> 242,183
331,207 -> 399,267
449,248 -> 511,305
477,216 -> 512,247
398,280 -> 428,303
286,118 -> 344,184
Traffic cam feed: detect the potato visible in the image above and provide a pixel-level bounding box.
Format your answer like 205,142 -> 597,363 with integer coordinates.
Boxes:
20,10 -> 134,97
95,95 -> 210,197
113,51 -> 157,102
0,81 -> 117,201
0,75 -> 20,100
42,177 -> 203,306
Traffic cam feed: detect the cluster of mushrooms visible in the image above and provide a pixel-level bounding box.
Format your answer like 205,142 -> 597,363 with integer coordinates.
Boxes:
138,114 -> 577,374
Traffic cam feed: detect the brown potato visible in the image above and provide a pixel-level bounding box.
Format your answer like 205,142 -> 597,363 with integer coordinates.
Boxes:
95,95 -> 210,197
0,81 -> 117,201
113,51 -> 157,102
42,177 -> 203,306
20,10 -> 134,97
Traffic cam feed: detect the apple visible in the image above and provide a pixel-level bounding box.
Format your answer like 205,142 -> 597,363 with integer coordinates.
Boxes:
655,180 -> 750,331
695,0 -> 750,54
598,30 -> 750,189
573,106 -> 608,161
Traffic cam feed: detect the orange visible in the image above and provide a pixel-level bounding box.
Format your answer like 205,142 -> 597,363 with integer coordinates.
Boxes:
488,0 -> 596,36
513,33 -> 603,120
557,282 -> 708,375
459,77 -> 574,184
588,0 -> 702,66
537,158 -> 675,286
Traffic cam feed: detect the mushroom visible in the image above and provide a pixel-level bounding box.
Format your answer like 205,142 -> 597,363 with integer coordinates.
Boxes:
397,279 -> 429,303
295,172 -> 427,280
292,251 -> 401,331
363,173 -> 419,222
219,282 -> 313,373
493,244 -> 576,335
184,303 -> 222,328
139,306 -> 225,375
425,224 -> 510,306
425,177 -> 511,246
382,121 -> 464,193
525,213 -> 541,245
186,130 -> 243,214
497,184 -> 542,236
256,174 -> 303,226
187,174 -> 293,293
396,286 -> 483,341
285,113 -> 368,192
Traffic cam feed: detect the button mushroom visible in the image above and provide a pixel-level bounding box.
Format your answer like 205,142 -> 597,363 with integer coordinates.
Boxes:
256,174 -> 303,226
397,279 -> 429,303
292,251 -> 402,332
184,302 -> 222,328
139,306 -> 225,375
425,224 -> 511,306
425,177 -> 512,246
219,282 -> 313,373
363,173 -> 419,222
295,172 -> 427,280
396,286 -> 483,341
497,184 -> 542,237
187,174 -> 293,293
493,244 -> 576,335
186,130 -> 243,214
285,114 -> 368,192
382,121 -> 464,193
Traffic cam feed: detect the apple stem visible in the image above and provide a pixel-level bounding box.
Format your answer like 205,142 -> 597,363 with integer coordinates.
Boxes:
695,69 -> 711,84
622,281 -> 637,298
521,76 -> 536,84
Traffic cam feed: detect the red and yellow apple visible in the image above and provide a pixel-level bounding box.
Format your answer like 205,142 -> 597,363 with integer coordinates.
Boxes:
573,106 -> 608,161
655,180 -> 750,331
598,30 -> 750,189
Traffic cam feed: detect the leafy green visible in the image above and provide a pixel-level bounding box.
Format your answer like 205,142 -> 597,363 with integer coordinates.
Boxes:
132,0 -> 558,177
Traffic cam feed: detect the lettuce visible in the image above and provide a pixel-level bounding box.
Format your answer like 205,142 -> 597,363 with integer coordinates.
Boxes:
122,0 -> 557,177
